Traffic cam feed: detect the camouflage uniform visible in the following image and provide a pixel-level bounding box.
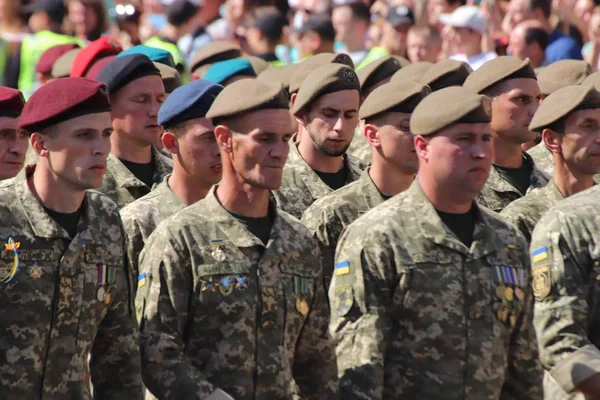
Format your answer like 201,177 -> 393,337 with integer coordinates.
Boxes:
0,171 -> 142,399
527,142 -> 554,176
301,168 -> 387,285
274,142 -> 366,219
330,180 -> 543,399
346,125 -> 371,164
120,175 -> 185,283
477,152 -> 550,212
530,184 -> 600,400
136,187 -> 337,400
97,147 -> 173,208
500,180 -> 564,244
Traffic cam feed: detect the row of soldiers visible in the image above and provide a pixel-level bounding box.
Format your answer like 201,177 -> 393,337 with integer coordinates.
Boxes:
1,42 -> 600,399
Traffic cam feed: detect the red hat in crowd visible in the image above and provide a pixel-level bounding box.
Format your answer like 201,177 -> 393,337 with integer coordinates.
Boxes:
0,87 -> 25,117
70,37 -> 123,78
36,43 -> 80,76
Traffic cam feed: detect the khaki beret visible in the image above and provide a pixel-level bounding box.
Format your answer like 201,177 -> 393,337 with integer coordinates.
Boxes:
390,61 -> 432,84
411,86 -> 491,135
529,85 -> 600,132
206,79 -> 288,122
257,64 -> 297,91
536,60 -> 591,96
288,53 -> 354,93
420,60 -> 472,91
357,56 -> 402,92
582,71 -> 600,90
392,56 -> 411,67
359,81 -> 430,120
292,63 -> 360,116
51,48 -> 80,78
463,56 -> 536,94
244,56 -> 270,75
154,62 -> 181,93
190,41 -> 242,74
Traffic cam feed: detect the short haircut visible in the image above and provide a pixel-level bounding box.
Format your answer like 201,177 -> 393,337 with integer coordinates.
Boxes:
337,2 -> 371,23
524,27 -> 549,51
528,0 -> 551,19
447,0 -> 467,6
165,120 -> 189,137
408,25 -> 441,42
545,119 -> 565,134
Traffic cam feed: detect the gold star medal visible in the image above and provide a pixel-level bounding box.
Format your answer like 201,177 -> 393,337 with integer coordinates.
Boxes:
296,297 -> 309,316
103,290 -> 112,305
210,239 -> 226,262
28,266 -> 43,279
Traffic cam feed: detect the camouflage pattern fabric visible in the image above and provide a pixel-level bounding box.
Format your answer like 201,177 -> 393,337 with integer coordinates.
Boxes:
527,142 -> 554,177
346,125 -> 371,164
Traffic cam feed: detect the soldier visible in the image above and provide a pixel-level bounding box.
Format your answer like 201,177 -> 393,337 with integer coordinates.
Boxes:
120,79 -> 223,281
274,63 -> 366,218
390,61 -> 432,83
530,176 -> 600,399
0,78 -> 142,398
136,78 -> 337,399
96,54 -> 172,207
464,56 -> 549,212
330,86 -> 542,398
419,59 -> 472,91
501,85 -> 600,243
0,88 -> 26,181
302,80 -> 428,284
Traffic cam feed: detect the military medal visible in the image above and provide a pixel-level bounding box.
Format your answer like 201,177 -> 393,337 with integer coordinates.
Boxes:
28,265 -> 43,279
202,280 -> 216,292
96,286 -> 106,302
515,287 -> 525,301
235,275 -> 249,290
218,276 -> 234,296
504,287 -> 514,302
507,244 -> 520,263
296,298 -> 309,316
210,239 -> 227,262
2,237 -> 20,283
103,291 -> 112,305
509,314 -> 517,327
495,285 -> 505,299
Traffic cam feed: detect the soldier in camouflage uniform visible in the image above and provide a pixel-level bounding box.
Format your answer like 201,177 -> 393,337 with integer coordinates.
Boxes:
136,78 -> 337,399
274,63 -> 366,219
530,185 -> 600,399
120,80 -> 223,280
0,87 -> 26,180
330,86 -> 542,399
501,85 -> 600,243
302,80 -> 428,284
464,56 -> 549,212
0,78 -> 142,398
96,54 -> 172,208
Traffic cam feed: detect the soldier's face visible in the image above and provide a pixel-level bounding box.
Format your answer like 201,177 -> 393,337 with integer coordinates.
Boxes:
226,109 -> 293,190
417,122 -> 493,200
554,108 -> 600,175
34,112 -> 113,191
373,111 -> 418,174
0,117 -> 27,181
110,75 -> 166,148
302,90 -> 359,157
490,78 -> 541,145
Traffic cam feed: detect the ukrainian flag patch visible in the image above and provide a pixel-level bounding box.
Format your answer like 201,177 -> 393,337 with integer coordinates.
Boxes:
138,273 -> 147,288
532,247 -> 548,264
335,260 -> 350,276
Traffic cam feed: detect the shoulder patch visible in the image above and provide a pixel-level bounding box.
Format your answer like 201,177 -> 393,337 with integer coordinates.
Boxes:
532,264 -> 551,300
334,284 -> 353,316
532,247 -> 548,264
335,260 -> 350,276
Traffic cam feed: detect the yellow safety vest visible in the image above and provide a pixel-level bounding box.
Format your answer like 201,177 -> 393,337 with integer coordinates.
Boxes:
144,36 -> 189,82
356,46 -> 390,71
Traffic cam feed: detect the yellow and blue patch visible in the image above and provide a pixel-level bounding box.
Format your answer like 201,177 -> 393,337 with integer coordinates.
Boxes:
532,247 -> 548,264
138,273 -> 147,289
335,260 -> 350,276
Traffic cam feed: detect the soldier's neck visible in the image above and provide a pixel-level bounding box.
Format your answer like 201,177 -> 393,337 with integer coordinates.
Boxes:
110,132 -> 153,164
215,176 -> 270,218
369,159 -> 413,197
493,137 -> 523,168
553,161 -> 595,198
297,136 -> 344,173
168,171 -> 210,206
29,165 -> 86,214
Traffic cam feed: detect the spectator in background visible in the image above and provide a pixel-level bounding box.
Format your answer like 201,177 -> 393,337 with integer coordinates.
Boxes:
0,0 -> 28,88
427,0 -> 465,26
584,7 -> 600,70
113,2 -> 143,46
244,7 -> 287,64
380,5 -> 414,59
502,0 -> 582,63
407,25 -> 442,63
178,0 -> 229,65
68,0 -> 109,42
332,2 -> 370,67
509,20 -> 549,68
295,15 -> 335,60
440,6 -> 497,70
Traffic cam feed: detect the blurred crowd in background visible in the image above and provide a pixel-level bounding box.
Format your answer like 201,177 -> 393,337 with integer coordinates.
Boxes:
0,0 -> 597,95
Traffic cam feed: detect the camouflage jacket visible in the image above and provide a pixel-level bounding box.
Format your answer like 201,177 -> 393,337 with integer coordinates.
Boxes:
530,184 -> 600,400
274,142 -> 366,219
97,147 -> 173,208
301,168 -> 387,286
0,173 -> 142,399
120,175 -> 185,283
527,142 -> 554,177
477,152 -> 550,212
331,180 -> 543,399
136,187 -> 337,400
346,124 -> 371,165
500,180 -> 564,244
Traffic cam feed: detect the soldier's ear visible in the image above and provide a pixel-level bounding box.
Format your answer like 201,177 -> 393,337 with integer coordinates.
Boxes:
161,132 -> 179,154
214,125 -> 233,153
30,133 -> 48,157
414,135 -> 429,161
364,124 -> 381,148
542,128 -> 561,155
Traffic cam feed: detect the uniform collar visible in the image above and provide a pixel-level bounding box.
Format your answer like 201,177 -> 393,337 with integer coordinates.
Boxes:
358,168 -> 387,209
107,147 -> 173,189
487,151 -> 550,196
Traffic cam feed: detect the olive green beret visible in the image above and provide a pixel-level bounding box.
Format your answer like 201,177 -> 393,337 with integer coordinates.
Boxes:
391,61 -> 432,84
154,62 -> 181,93
537,60 -> 591,96
411,86 -> 491,135
463,56 -> 536,94
357,56 -> 402,92
51,48 -> 81,78
288,53 -> 354,94
206,79 -> 288,122
292,63 -> 360,116
582,71 -> 600,90
359,81 -> 430,121
190,41 -> 241,74
529,85 -> 600,132
392,56 -> 411,67
244,56 -> 270,75
257,64 -> 297,91
420,60 -> 472,91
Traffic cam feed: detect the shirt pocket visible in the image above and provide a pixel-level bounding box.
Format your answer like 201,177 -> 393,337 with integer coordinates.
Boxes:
279,261 -> 320,330
83,247 -> 124,313
0,247 -> 57,296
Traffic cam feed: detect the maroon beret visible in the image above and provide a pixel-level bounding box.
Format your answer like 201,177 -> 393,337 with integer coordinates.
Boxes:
70,36 -> 122,78
36,43 -> 80,76
85,55 -> 116,81
19,78 -> 111,132
0,87 -> 25,117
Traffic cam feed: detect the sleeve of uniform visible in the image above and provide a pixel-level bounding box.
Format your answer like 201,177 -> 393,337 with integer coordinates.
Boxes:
329,222 -> 395,399
136,227 -> 227,399
499,207 -> 534,244
121,213 -> 144,284
90,238 -> 144,399
301,206 -> 341,288
500,232 -> 543,400
292,240 -> 338,399
530,212 -> 600,394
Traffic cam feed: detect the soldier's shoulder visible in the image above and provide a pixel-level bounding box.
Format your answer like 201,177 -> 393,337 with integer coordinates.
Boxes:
346,153 -> 367,170
120,189 -> 164,220
86,189 -> 121,214
304,179 -> 364,217
479,204 -> 527,243
535,185 -> 600,232
278,208 -> 316,239
500,186 -> 550,218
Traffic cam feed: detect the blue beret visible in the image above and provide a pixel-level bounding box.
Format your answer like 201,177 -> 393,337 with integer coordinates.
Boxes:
118,45 -> 176,68
203,58 -> 256,85
97,54 -> 161,94
158,79 -> 223,128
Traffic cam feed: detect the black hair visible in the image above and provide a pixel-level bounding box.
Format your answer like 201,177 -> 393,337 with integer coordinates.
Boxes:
524,27 -> 549,50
